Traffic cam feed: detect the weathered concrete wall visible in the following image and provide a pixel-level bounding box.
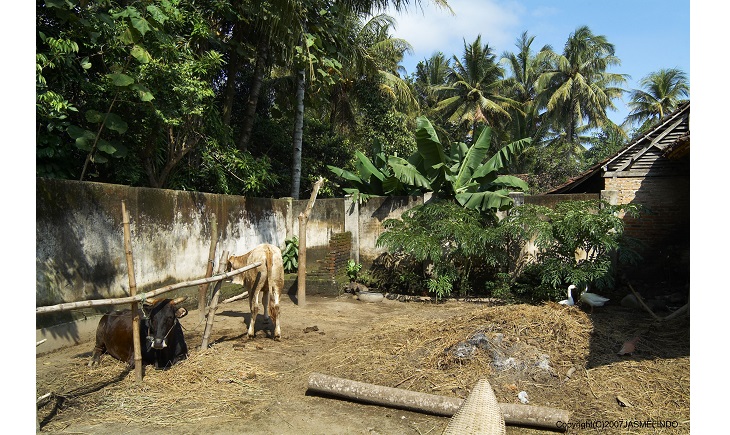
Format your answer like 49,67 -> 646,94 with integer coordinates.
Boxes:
37,180 -> 293,316
356,195 -> 424,268
37,179 -> 635,354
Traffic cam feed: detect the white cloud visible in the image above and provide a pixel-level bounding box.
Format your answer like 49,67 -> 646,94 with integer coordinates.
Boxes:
386,0 -> 524,73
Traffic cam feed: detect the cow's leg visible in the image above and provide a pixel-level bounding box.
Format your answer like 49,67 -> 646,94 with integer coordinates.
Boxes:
248,286 -> 262,339
88,316 -> 109,367
88,344 -> 105,367
269,289 -> 281,340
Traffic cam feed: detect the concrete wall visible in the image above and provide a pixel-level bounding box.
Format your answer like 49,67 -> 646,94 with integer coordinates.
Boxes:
36,179 -> 639,353
36,180 -> 389,313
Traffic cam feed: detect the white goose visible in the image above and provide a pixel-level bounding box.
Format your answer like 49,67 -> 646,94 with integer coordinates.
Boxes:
559,285 -> 576,306
579,285 -> 609,313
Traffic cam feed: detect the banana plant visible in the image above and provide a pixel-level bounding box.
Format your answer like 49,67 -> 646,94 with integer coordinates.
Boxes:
407,116 -> 531,211
327,140 -> 430,203
329,116 -> 530,212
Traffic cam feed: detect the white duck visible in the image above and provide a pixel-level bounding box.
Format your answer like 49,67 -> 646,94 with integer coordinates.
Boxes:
579,285 -> 610,313
559,285 -> 576,306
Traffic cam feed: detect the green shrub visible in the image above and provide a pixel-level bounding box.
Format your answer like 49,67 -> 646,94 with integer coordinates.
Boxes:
281,236 -> 299,273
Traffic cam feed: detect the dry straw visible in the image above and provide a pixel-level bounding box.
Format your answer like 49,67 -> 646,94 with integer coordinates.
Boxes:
37,299 -> 689,434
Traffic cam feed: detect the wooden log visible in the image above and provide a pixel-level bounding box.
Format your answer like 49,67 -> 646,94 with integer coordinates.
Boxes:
221,291 -> 249,304
297,177 -> 324,307
200,250 -> 228,351
121,200 -> 143,383
306,373 -> 570,431
659,300 -> 689,321
36,262 -> 262,314
198,215 -> 219,322
626,281 -> 661,321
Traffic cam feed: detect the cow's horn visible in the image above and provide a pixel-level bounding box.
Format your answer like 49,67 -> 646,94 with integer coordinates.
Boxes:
171,296 -> 188,305
145,296 -> 158,305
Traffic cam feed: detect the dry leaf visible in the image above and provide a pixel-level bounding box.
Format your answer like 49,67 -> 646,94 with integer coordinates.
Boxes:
616,395 -> 633,407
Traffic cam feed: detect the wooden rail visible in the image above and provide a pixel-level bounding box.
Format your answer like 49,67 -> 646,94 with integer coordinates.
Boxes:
35,262 -> 262,314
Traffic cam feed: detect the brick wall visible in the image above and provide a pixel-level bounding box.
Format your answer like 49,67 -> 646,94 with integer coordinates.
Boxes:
605,175 -> 690,249
309,231 -> 352,284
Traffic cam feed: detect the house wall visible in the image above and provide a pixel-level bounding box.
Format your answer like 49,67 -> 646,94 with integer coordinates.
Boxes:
604,175 -> 690,249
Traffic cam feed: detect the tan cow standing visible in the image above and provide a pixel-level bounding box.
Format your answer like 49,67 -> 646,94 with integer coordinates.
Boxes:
227,243 -> 284,340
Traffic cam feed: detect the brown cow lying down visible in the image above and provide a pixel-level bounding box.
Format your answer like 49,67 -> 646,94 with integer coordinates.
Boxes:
227,243 -> 284,340
88,296 -> 189,369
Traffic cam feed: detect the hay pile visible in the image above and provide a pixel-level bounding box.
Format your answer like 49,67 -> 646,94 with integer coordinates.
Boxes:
293,302 -> 690,433
37,342 -> 278,431
37,299 -> 690,434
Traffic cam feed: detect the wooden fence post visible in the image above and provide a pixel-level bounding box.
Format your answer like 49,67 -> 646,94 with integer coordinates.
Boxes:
297,177 -> 324,306
200,250 -> 229,351
121,200 -> 143,383
198,215 -> 218,322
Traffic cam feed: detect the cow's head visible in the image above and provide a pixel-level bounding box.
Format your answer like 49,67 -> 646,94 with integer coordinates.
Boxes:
143,296 -> 188,350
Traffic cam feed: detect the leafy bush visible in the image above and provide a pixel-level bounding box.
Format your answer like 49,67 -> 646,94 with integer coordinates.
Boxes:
374,198 -> 643,301
376,199 -> 504,298
345,259 -> 362,282
281,236 -> 299,273
508,200 -> 643,292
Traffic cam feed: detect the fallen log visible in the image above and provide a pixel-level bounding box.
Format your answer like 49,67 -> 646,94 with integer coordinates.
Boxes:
36,262 -> 262,314
306,373 -> 569,431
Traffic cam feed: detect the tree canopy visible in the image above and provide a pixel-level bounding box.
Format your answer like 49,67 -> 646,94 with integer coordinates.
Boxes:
37,1 -> 688,197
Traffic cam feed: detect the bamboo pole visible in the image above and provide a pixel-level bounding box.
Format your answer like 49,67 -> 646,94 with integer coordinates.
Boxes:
121,200 -> 143,383
306,373 -> 570,431
198,215 -> 219,322
297,177 -> 324,306
200,250 -> 229,351
36,262 -> 262,314
221,291 -> 249,304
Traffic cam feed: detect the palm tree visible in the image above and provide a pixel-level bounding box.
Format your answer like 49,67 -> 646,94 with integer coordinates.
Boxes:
270,0 -> 452,199
432,35 -> 519,143
500,31 -> 553,142
412,51 -> 451,109
537,26 -> 627,147
329,13 -> 416,132
624,68 -> 689,131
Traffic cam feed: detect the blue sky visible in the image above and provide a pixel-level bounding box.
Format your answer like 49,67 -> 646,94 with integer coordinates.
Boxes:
384,0 -> 690,126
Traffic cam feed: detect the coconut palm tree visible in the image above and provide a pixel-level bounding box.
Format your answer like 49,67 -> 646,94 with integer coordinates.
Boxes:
432,35 -> 519,143
624,68 -> 689,131
537,26 -> 627,147
500,31 -> 553,143
412,51 -> 451,109
329,13 -> 416,132
270,0 -> 451,199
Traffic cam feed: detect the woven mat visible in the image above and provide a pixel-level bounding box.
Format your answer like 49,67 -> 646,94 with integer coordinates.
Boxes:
443,379 -> 505,435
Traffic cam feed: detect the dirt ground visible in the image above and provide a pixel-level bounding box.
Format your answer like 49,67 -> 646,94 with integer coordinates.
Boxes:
36,293 -> 690,434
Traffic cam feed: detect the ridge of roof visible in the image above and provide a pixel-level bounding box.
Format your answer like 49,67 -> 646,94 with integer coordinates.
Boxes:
544,101 -> 690,194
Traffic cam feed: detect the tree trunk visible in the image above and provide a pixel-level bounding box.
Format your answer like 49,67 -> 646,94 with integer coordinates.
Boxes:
290,68 -> 306,199
221,25 -> 244,127
236,39 -> 269,152
121,201 -> 143,383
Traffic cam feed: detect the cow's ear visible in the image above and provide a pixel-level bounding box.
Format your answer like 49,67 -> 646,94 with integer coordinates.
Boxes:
175,307 -> 188,319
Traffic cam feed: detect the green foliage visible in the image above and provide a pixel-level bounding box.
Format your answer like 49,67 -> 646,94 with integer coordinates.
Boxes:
282,236 -> 299,273
329,116 -> 530,211
377,200 -> 503,298
345,259 -> 363,282
427,274 -> 453,300
507,200 -> 643,292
